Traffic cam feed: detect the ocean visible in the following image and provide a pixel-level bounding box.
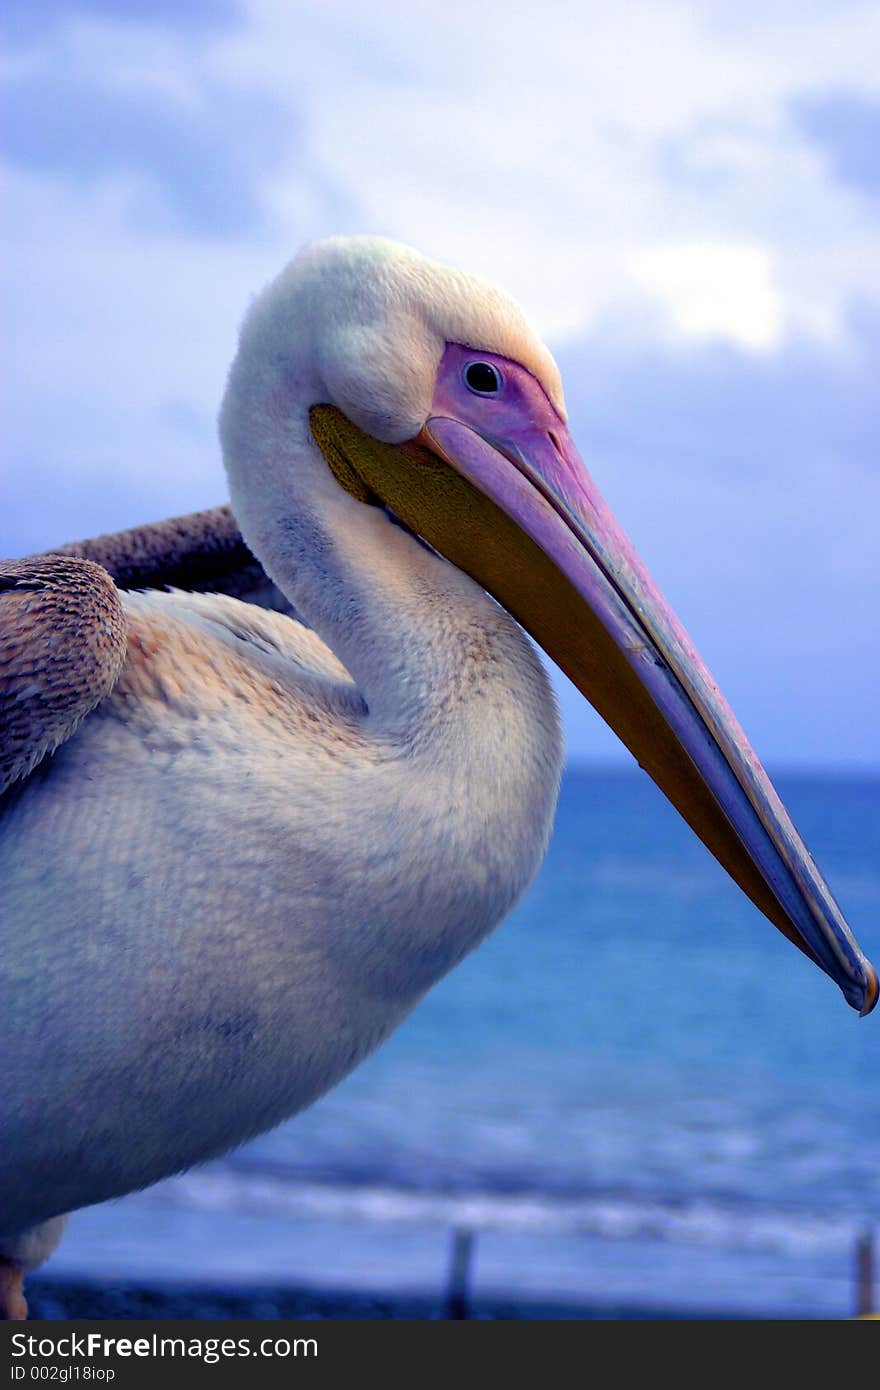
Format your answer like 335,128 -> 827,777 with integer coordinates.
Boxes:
43,768 -> 880,1317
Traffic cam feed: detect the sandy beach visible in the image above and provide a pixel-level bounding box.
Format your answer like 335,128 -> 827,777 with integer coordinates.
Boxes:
25,1275 -> 779,1321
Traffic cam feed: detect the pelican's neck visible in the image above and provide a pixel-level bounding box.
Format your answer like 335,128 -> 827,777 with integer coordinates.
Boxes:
220,333 -> 565,959
222,361 -> 547,750
249,467 -> 542,756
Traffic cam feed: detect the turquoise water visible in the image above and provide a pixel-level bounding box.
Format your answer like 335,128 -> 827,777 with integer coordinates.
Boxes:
49,768 -> 880,1315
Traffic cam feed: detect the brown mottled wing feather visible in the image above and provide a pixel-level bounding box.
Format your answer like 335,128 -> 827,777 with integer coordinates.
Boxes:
44,505 -> 295,615
0,557 -> 128,793
2,507 -> 299,791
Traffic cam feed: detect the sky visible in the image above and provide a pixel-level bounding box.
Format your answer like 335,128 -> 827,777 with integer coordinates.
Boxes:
2,0 -> 879,767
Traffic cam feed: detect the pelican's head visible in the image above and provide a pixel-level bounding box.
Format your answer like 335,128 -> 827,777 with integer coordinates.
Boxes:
226,236 -> 877,1016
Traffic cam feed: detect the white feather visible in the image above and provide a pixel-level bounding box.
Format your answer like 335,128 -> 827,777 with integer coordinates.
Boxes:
0,238 -> 564,1263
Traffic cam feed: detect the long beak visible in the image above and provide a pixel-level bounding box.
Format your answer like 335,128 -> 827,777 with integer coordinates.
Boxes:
308,401 -> 877,1015
419,413 -> 877,1015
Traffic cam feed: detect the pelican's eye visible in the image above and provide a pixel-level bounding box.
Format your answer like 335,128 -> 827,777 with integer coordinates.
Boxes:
464,361 -> 502,396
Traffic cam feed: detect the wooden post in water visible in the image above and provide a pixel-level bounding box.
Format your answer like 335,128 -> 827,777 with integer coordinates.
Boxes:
445,1227 -> 475,1320
856,1229 -> 875,1318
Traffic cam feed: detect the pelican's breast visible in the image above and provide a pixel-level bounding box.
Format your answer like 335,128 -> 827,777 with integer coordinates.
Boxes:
0,587 -> 561,1233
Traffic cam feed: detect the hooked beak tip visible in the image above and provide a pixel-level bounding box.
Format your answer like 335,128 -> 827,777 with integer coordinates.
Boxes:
859,964 -> 879,1017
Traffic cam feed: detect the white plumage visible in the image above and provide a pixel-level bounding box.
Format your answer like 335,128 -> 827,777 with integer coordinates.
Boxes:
1,239 -> 564,1274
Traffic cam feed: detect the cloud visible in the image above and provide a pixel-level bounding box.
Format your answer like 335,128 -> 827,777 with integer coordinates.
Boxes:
251,0 -> 880,347
626,243 -> 784,351
5,2 -> 880,337
2,11 -> 303,235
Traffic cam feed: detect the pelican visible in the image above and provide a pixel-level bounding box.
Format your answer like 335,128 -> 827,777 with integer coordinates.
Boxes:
1,237 -> 876,1319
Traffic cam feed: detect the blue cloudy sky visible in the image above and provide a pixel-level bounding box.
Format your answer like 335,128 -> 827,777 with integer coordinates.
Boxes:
3,0 -> 879,766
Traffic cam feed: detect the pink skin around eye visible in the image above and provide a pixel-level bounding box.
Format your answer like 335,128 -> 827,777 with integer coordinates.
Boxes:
431,343 -> 563,437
